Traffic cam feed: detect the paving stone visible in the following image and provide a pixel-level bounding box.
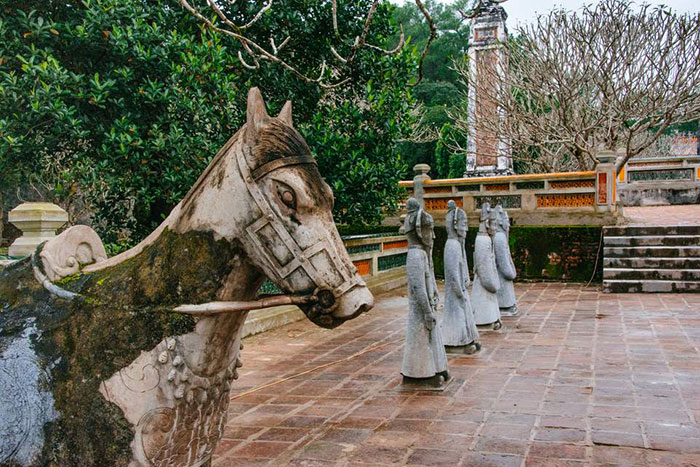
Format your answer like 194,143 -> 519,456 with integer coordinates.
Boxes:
212,284 -> 700,464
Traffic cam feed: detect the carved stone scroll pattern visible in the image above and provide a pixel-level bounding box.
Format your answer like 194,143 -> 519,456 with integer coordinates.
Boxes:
378,253 -> 407,272
628,169 -> 693,182
536,193 -> 595,208
424,198 -> 463,210
475,195 -> 522,209
139,338 -> 240,466
549,180 -> 595,189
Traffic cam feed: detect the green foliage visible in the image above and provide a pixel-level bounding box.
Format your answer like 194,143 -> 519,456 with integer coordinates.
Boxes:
1,0 -> 415,244
434,123 -> 466,178
389,0 -> 470,179
432,226 -> 603,282
303,50 -> 417,226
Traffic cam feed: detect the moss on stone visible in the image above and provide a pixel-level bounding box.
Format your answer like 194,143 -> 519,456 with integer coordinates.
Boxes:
432,226 -> 603,282
0,228 -> 243,465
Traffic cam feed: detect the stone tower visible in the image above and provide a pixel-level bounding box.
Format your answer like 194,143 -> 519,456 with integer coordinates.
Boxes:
464,0 -> 513,177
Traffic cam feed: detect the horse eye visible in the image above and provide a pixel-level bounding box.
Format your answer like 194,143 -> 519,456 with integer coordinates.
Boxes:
280,190 -> 296,209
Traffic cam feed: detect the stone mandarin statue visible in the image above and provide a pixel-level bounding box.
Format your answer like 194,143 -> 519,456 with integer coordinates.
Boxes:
472,203 -> 503,330
0,88 -> 373,466
401,198 -> 450,387
494,203 -> 518,316
441,200 -> 480,354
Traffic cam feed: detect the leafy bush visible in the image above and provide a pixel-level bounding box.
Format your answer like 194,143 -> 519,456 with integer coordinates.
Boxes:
1,0 -> 415,245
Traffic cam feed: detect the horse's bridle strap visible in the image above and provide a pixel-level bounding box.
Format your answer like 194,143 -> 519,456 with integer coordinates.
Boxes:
252,155 -> 317,180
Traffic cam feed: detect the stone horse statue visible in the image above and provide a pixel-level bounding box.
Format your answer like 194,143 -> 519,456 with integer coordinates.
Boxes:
0,88 -> 373,466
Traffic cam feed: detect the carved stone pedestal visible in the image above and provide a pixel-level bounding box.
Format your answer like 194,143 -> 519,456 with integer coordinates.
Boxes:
401,372 -> 452,392
477,319 -> 503,331
445,343 -> 481,355
8,202 -> 68,257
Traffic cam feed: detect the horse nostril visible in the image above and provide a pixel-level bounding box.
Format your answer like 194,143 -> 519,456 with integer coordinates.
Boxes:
317,289 -> 335,308
357,303 -> 371,315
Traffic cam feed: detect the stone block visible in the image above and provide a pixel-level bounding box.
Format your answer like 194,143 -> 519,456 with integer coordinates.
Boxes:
8,202 -> 68,257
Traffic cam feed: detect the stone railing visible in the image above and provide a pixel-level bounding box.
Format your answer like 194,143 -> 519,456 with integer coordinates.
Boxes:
617,155 -> 700,205
395,157 -> 620,227
246,233 -> 408,337
343,233 -> 408,278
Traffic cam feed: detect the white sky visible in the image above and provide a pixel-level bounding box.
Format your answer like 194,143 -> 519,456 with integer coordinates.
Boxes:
394,1 -> 699,29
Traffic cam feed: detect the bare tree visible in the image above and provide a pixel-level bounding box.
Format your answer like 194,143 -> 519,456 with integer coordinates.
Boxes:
178,0 -> 437,89
448,0 -> 700,174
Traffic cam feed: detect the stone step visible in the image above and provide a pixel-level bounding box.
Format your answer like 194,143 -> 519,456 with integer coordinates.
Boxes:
604,235 -> 700,247
604,246 -> 700,258
604,257 -> 700,269
604,225 -> 700,237
603,268 -> 700,281
603,280 -> 700,293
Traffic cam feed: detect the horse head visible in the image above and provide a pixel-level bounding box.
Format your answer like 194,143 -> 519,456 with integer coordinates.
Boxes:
173,87 -> 373,328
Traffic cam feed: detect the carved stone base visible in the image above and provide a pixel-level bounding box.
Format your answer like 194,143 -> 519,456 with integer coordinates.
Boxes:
500,305 -> 518,317
445,342 -> 481,355
400,371 -> 452,392
477,319 -> 503,331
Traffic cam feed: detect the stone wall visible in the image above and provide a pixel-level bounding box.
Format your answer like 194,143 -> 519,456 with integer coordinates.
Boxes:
617,156 -> 700,206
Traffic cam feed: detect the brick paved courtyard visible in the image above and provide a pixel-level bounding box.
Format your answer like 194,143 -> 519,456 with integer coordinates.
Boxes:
214,283 -> 700,466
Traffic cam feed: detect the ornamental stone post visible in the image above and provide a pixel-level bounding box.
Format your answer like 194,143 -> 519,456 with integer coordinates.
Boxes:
595,149 -> 617,212
8,202 -> 69,257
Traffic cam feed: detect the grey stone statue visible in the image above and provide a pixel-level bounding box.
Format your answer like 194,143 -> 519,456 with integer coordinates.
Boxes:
472,203 -> 503,330
401,198 -> 450,387
494,203 -> 518,316
442,201 -> 480,354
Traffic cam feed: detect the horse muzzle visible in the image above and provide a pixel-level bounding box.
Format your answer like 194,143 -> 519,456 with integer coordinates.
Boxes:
298,285 -> 374,329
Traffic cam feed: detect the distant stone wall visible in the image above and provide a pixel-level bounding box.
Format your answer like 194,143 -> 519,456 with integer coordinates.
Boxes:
392,170 -> 620,228
618,156 -> 700,206
433,226 -> 603,283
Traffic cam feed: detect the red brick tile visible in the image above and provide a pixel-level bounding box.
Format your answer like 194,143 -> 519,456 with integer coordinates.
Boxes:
407,448 -> 463,466
256,427 -> 308,443
460,452 -> 523,467
591,430 -> 645,448
366,430 -> 421,448
480,423 -> 533,440
591,446 -> 649,466
280,415 -> 328,429
232,441 -> 292,458
349,445 -> 407,464
296,441 -> 353,462
429,420 -> 480,436
527,442 -> 587,460
534,428 -> 587,443
474,436 -> 528,455
647,435 -> 700,453
319,428 -> 372,444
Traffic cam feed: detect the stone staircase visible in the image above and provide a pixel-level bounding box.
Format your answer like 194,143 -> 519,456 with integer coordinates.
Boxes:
603,225 -> 700,293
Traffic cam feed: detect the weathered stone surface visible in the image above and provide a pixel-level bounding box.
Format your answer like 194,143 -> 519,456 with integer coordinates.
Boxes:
472,204 -> 502,328
0,88 -> 372,466
401,198 -> 449,381
441,201 -> 479,349
39,225 -> 108,281
494,205 -> 517,315
8,202 -> 68,257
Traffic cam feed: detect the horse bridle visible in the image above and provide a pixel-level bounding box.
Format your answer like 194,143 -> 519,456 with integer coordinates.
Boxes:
233,144 -> 364,313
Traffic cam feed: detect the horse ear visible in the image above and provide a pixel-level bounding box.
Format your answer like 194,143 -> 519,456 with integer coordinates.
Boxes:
246,87 -> 269,142
278,101 -> 293,127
